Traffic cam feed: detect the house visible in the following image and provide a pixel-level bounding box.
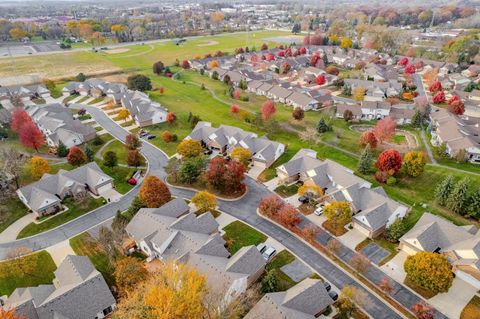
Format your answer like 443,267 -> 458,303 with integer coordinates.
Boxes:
399,213 -> 480,289
62,79 -> 128,103
335,103 -> 362,120
247,80 -> 264,93
125,198 -> 266,301
462,65 -> 480,78
186,122 -> 285,168
29,103 -> 96,148
276,149 -> 408,238
267,85 -> 292,103
360,101 -> 391,120
17,162 -> 112,216
285,91 -> 319,110
256,82 -> 274,96
120,91 -> 167,127
390,106 -> 416,125
430,109 -> 480,162
244,278 -> 334,319
1,255 -> 116,319
0,84 -> 50,109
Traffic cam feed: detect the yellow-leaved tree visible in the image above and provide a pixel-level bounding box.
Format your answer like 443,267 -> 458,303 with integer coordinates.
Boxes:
191,191 -> 217,213
117,108 -> 130,122
323,201 -> 352,227
176,139 -> 203,158
29,156 -> 51,180
403,151 -> 426,177
297,184 -> 324,199
230,147 -> 251,168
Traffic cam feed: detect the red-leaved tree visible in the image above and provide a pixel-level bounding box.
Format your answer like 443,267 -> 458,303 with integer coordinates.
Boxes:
448,100 -> 465,115
428,81 -> 442,93
310,53 -> 320,67
19,122 -> 44,151
230,104 -> 240,113
261,43 -> 268,51
433,91 -> 446,104
278,50 -> 285,57
376,149 -> 403,174
316,74 -> 326,85
447,95 -> 460,105
261,100 -> 276,121
206,157 -> 245,194
398,57 -> 409,67
277,204 -> 301,228
182,60 -> 190,69
259,195 -> 284,218
411,301 -> 434,319
404,64 -> 416,74
359,130 -> 378,148
67,146 -> 87,166
374,117 -> 396,143
232,89 -> 242,100
11,108 -> 32,132
265,53 -> 275,61
125,134 -> 141,150
166,112 -> 177,125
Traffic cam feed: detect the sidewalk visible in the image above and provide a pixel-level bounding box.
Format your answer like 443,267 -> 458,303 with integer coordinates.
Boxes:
0,213 -> 36,243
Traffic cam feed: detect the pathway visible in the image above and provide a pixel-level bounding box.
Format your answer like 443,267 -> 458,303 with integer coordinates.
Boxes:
420,128 -> 437,164
0,214 -> 36,244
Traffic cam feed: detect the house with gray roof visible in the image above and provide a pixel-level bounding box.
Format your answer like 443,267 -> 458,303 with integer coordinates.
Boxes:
125,198 -> 266,302
17,162 -> 112,216
28,103 -> 96,148
244,278 -> 334,319
62,79 -> 127,103
186,121 -> 285,168
1,255 -> 116,319
276,149 -> 408,238
267,85 -> 293,103
399,213 -> 480,289
120,90 -> 167,127
285,91 -> 319,110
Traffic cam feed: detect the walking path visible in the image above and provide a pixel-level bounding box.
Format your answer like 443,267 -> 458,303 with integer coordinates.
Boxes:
0,214 -> 36,244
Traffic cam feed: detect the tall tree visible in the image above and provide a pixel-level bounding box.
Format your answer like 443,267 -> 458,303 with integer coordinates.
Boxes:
125,134 -> 141,150
117,108 -> 130,122
166,112 -> 177,125
127,149 -> 143,167
258,195 -> 284,218
0,148 -> 25,189
323,201 -> 352,227
338,286 -> 369,317
67,146 -> 87,166
277,204 -> 301,228
466,189 -> 480,219
359,130 -> 377,148
57,141 -> 69,157
10,108 -> 32,132
85,145 -> 94,162
374,117 -> 396,143
114,257 -> 149,296
28,156 -> 50,180
403,151 -> 426,177
358,145 -> 373,174
292,107 -> 305,121
127,74 -> 152,92
103,151 -> 118,168
176,139 -> 203,158
19,122 -> 44,152
230,147 -> 251,168
376,149 -> 403,174
411,110 -> 422,127
435,175 -> 454,206
261,100 -> 276,121
139,176 -> 171,208
404,252 -> 453,294
446,178 -> 470,214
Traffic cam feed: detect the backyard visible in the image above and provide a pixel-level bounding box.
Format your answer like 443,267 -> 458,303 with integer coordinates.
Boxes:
222,220 -> 267,255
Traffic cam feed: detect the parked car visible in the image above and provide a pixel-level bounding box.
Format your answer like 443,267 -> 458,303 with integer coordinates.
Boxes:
298,196 -> 309,204
204,149 -> 213,155
147,134 -> 156,140
262,247 -> 276,261
256,243 -> 266,254
323,281 -> 331,292
314,204 -> 325,216
328,291 -> 338,301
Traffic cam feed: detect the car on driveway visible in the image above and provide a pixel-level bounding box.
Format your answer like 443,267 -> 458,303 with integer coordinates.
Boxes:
147,134 -> 156,140
298,196 -> 309,204
323,281 -> 331,291
314,204 -> 325,216
262,247 -> 276,261
328,291 -> 338,301
256,243 -> 266,254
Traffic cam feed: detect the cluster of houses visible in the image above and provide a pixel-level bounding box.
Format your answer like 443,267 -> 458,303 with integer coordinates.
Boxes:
1,255 -> 116,319
28,103 -> 96,149
186,121 -> 285,169
62,78 -> 167,127
335,100 -> 416,124
0,84 -> 51,110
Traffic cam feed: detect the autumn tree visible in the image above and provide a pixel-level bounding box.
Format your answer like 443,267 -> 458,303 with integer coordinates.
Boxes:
191,191 -> 217,213
19,122 -> 44,151
323,201 -> 352,227
292,107 -> 304,121
230,147 -> 251,168
405,64 -> 416,74
11,108 -> 32,132
67,146 -> 87,166
327,238 -> 342,255
125,134 -> 141,150
127,149 -> 143,167
206,157 -> 245,194
302,224 -> 320,242
104,151 -> 118,168
152,61 -> 165,75
230,104 -> 240,114
326,65 -> 339,75
359,130 -> 377,148
374,117 -> 396,143
261,100 -> 276,121
386,218 -> 407,242
258,195 -> 284,218
349,254 -> 370,274
29,156 -> 50,180
316,74 -> 326,85
166,112 -> 177,125
176,139 -> 203,158
338,286 -> 369,317
376,149 -> 403,175
139,175 -> 171,208
448,100 -> 465,115
0,148 -> 25,189
428,81 -> 442,93
433,91 -> 446,104
117,108 -> 130,122
277,204 -> 301,228
114,257 -> 149,296
379,277 -> 393,295
297,184 -> 323,198
404,252 -> 453,294
340,37 -> 353,49
412,301 -> 434,319
353,87 -> 366,101
0,308 -> 25,319
402,150 -> 425,177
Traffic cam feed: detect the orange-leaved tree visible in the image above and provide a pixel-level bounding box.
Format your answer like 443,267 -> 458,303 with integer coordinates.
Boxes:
139,175 -> 171,208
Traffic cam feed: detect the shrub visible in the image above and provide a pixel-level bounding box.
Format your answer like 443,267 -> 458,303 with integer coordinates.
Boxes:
375,170 -> 389,183
127,178 -> 137,185
386,176 -> 397,185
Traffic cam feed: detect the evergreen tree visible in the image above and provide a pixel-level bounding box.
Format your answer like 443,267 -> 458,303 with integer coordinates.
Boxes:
322,53 -> 329,66
411,110 -> 422,128
357,145 -> 373,174
316,118 -> 330,133
57,141 -> 69,157
342,84 -> 352,96
466,189 -> 480,219
85,145 -> 94,162
447,178 -> 470,214
291,23 -> 301,34
435,175 -> 454,206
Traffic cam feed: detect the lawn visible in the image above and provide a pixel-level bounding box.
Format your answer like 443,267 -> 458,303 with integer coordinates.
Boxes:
222,221 -> 267,255
461,296 -> 480,319
0,128 -> 49,154
98,162 -> 138,194
17,196 -> 105,239
88,96 -> 105,105
274,183 -> 300,198
77,96 -> 90,104
69,232 -> 116,287
101,140 -> 130,165
265,250 -> 297,291
0,250 -> 57,296
0,197 -> 30,233
63,94 -> 79,104
392,134 -> 407,145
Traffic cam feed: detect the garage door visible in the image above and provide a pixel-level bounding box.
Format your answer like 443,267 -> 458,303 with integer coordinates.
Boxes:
97,183 -> 113,193
398,242 -> 419,255
353,222 -> 371,237
253,161 -> 267,168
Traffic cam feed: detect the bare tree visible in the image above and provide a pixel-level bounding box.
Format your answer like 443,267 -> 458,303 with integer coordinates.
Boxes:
0,147 -> 25,189
349,253 -> 371,275
326,238 -> 342,255
379,276 -> 394,295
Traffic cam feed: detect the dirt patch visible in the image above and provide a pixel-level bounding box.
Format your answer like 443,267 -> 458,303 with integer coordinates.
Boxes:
197,40 -> 219,47
100,73 -> 130,84
105,48 -> 130,54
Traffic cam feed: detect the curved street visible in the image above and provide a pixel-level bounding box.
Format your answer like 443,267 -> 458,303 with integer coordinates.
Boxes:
0,104 -> 450,319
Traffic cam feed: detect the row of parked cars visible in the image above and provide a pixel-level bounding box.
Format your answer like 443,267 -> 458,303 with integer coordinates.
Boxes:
139,130 -> 156,140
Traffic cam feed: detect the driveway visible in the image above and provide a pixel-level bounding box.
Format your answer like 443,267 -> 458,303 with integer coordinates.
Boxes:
263,177 -> 279,191
360,242 -> 390,265
337,228 -> 366,250
247,165 -> 264,180
429,277 -> 478,319
0,213 -> 36,243
380,251 -> 408,283
100,188 -> 122,203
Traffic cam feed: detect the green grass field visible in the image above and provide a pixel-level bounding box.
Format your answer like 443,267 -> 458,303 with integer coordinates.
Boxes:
222,221 -> 267,255
265,250 -> 297,291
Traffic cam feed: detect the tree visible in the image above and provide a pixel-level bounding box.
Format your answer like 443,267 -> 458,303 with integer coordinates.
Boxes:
0,308 -> 25,319
127,74 -> 152,92
376,149 -> 403,174
359,130 -> 378,148
206,157 -> 245,194
57,141 -> 69,157
316,118 -> 331,133
343,109 -> 354,122
291,22 -> 301,34
398,57 -> 409,67
411,110 -> 422,128
435,175 -> 454,206
161,130 -> 173,142
159,86 -> 165,95
403,151 -> 426,177
292,107 -> 304,121
0,148 -> 25,189
353,87 -> 366,101
338,286 -> 369,317
261,100 -> 276,121
191,191 -> 217,213
280,62 -> 291,74
182,60 -> 190,69
177,156 -> 207,184
385,218 -> 406,242
446,178 -> 469,214
9,27 -> 27,40
302,224 -> 320,242
230,104 -> 240,114
316,74 -> 326,85
176,139 -> 203,158
258,195 -> 284,218
405,64 -> 416,74
104,151 -> 118,168
117,108 -> 130,122
127,149 -> 143,167
323,201 -> 352,227
326,65 -> 339,75
125,134 -> 141,150
379,277 -> 394,295
19,122 -> 44,151
349,254 -> 370,274
412,301 -> 434,319
114,257 -> 149,296
327,238 -> 342,255
230,147 -> 251,168
342,84 -> 352,96
261,270 -> 278,293
11,108 -> 32,132
340,37 -> 353,49
448,100 -> 465,115
29,156 -> 50,180
428,81 -> 442,93
261,43 -> 268,51
166,112 -> 177,125
404,252 -> 453,294
297,184 -> 323,198
153,61 -> 165,75
139,176 -> 171,208
277,204 -> 301,228
67,146 -> 87,166
358,145 -> 373,174
374,117 -> 396,143
433,91 -> 446,104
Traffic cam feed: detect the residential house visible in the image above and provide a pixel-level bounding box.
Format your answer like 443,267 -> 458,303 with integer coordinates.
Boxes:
256,82 -> 274,96
285,91 -> 319,110
335,103 -> 362,120
247,80 -> 265,93
186,122 -> 285,168
267,85 -> 292,103
244,278 -> 334,319
1,255 -> 116,319
29,103 -> 96,148
360,101 -> 391,120
120,91 -> 167,127
125,198 -> 266,302
62,79 -> 128,103
399,213 -> 480,289
389,105 -> 416,125
17,162 -> 112,216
